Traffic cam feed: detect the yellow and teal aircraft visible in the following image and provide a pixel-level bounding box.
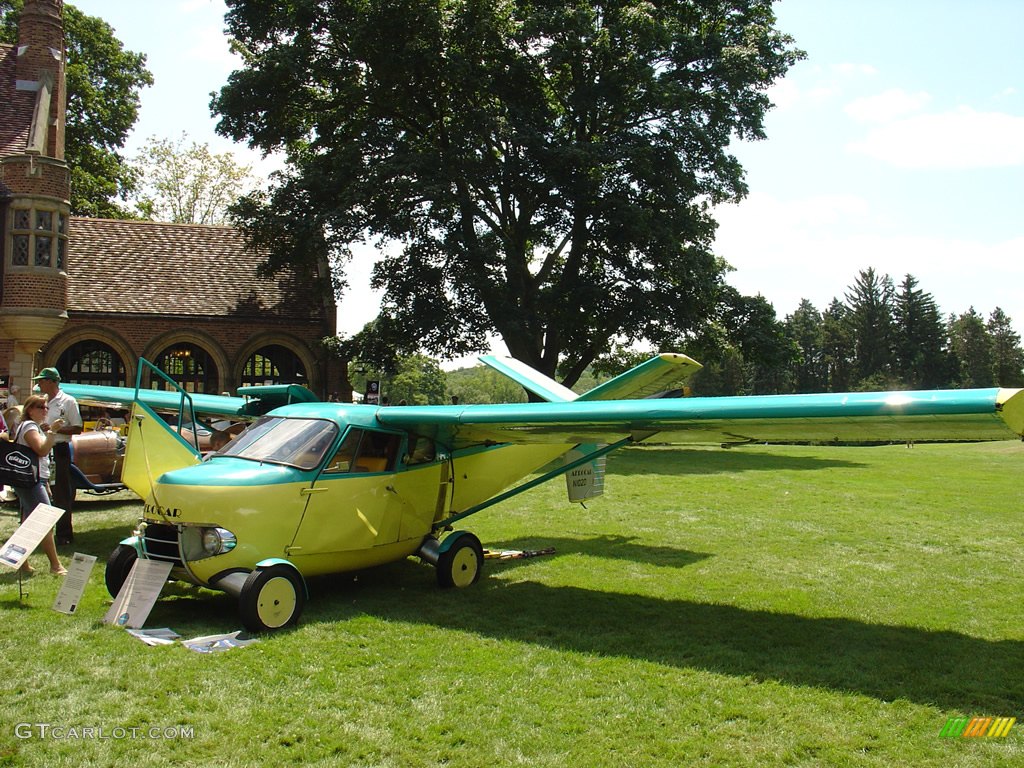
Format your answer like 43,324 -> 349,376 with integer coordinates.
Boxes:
64,355 -> 1024,632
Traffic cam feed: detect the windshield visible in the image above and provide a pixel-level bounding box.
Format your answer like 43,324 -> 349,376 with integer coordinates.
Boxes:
211,416 -> 339,470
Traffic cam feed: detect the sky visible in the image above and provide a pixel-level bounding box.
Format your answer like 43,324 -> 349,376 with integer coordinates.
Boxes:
68,0 -> 1024,346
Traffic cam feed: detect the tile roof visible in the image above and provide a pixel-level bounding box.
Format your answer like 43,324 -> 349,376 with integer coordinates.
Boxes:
67,217 -> 330,322
0,43 -> 34,161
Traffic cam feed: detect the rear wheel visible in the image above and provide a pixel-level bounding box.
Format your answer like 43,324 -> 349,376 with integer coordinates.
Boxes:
239,565 -> 305,632
105,544 -> 138,598
436,533 -> 484,589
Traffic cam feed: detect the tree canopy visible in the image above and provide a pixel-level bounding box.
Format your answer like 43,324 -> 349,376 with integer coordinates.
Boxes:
213,0 -> 802,383
0,1 -> 153,217
130,134 -> 254,225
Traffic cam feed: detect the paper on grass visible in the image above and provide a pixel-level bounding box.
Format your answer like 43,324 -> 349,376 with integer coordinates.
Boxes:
127,628 -> 181,646
182,631 -> 258,653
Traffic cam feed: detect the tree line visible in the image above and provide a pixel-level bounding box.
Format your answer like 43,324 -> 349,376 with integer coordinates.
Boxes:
683,267 -> 1024,396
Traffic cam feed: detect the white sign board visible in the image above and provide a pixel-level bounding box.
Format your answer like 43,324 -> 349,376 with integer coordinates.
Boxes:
103,559 -> 174,629
0,503 -> 65,570
52,552 -> 98,614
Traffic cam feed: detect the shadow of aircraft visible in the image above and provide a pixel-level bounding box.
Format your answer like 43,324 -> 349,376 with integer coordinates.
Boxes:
311,572 -> 1023,713
483,534 -> 711,570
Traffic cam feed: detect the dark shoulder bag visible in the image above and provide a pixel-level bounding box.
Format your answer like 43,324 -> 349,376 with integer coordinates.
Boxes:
0,423 -> 40,488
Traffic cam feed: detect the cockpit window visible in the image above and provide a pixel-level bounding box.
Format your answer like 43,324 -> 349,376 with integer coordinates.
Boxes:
323,428 -> 403,474
211,416 -> 339,470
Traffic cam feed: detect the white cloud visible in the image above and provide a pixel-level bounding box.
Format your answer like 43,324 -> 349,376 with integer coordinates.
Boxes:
846,107 -> 1024,168
713,193 -> 1024,329
766,79 -> 801,110
844,88 -> 931,123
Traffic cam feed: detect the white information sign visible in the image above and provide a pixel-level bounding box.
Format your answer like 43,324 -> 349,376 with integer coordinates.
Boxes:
0,503 -> 65,570
103,559 -> 174,629
52,552 -> 98,614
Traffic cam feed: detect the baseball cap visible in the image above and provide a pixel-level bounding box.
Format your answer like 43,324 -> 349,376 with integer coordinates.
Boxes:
32,367 -> 61,382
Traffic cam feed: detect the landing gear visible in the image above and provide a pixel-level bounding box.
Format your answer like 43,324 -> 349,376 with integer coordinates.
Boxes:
238,565 -> 305,632
436,532 -> 484,589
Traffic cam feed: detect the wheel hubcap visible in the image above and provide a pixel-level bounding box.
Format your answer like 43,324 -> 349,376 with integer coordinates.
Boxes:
257,576 -> 297,628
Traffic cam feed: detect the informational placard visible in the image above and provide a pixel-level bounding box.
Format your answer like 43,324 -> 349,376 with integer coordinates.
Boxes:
52,552 -> 97,614
0,503 -> 65,570
102,559 -> 174,629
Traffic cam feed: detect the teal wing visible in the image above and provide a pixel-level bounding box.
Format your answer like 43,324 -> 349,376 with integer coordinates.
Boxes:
374,388 -> 1024,449
62,383 -> 249,417
61,382 -> 313,419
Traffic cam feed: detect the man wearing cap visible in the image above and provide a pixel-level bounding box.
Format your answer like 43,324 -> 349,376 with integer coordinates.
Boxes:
32,367 -> 83,544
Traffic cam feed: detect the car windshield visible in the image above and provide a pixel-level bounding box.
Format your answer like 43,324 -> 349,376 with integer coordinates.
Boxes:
211,416 -> 339,470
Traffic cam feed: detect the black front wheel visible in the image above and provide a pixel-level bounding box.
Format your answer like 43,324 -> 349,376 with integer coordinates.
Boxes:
105,544 -> 139,598
238,565 -> 306,632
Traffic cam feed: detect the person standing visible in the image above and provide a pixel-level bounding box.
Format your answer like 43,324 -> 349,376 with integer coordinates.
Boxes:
12,394 -> 67,575
31,367 -> 82,544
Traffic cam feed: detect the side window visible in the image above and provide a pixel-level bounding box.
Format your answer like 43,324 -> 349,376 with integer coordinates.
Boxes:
322,429 -> 403,474
324,429 -> 363,474
405,435 -> 437,465
353,431 -> 402,473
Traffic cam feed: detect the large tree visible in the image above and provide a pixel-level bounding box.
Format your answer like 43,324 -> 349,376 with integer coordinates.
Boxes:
0,1 -> 153,217
130,134 -> 254,225
213,0 -> 802,383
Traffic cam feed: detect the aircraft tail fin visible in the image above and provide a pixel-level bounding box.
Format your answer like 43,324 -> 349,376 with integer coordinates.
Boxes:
479,352 -> 703,403
577,353 -> 702,401
478,356 -> 579,402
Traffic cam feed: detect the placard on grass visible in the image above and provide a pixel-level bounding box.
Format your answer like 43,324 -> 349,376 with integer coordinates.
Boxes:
1,443 -> 1021,766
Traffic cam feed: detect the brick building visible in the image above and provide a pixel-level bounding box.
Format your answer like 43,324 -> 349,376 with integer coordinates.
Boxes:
0,0 -> 344,398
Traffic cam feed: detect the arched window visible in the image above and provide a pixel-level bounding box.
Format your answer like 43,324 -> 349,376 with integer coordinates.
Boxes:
56,340 -> 126,386
241,344 -> 306,387
155,343 -> 218,393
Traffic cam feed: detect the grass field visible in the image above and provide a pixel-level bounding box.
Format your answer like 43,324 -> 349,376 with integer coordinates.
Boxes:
1,441 -> 1022,767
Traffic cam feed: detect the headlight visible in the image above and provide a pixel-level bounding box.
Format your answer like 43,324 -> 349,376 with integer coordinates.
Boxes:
200,527 -> 237,556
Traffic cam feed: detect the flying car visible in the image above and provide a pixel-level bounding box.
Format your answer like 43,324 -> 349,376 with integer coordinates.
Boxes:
65,355 -> 1024,632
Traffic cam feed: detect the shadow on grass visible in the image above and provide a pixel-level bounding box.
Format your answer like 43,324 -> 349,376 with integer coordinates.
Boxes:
485,534 -> 711,569
606,447 -> 866,476
330,568 -> 1023,712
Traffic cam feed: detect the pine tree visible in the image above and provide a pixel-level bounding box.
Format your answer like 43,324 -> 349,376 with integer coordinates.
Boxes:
784,299 -> 826,392
822,299 -> 855,392
844,268 -> 896,385
986,308 -> 1024,386
893,274 -> 947,388
947,309 -> 994,388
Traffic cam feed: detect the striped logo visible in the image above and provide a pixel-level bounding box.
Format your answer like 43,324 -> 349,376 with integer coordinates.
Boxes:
940,717 -> 1016,738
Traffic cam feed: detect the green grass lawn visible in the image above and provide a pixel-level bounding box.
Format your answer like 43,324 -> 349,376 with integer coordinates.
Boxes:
1,442 -> 1022,767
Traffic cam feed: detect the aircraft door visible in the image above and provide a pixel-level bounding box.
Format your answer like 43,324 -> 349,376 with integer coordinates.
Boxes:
290,429 -> 407,554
